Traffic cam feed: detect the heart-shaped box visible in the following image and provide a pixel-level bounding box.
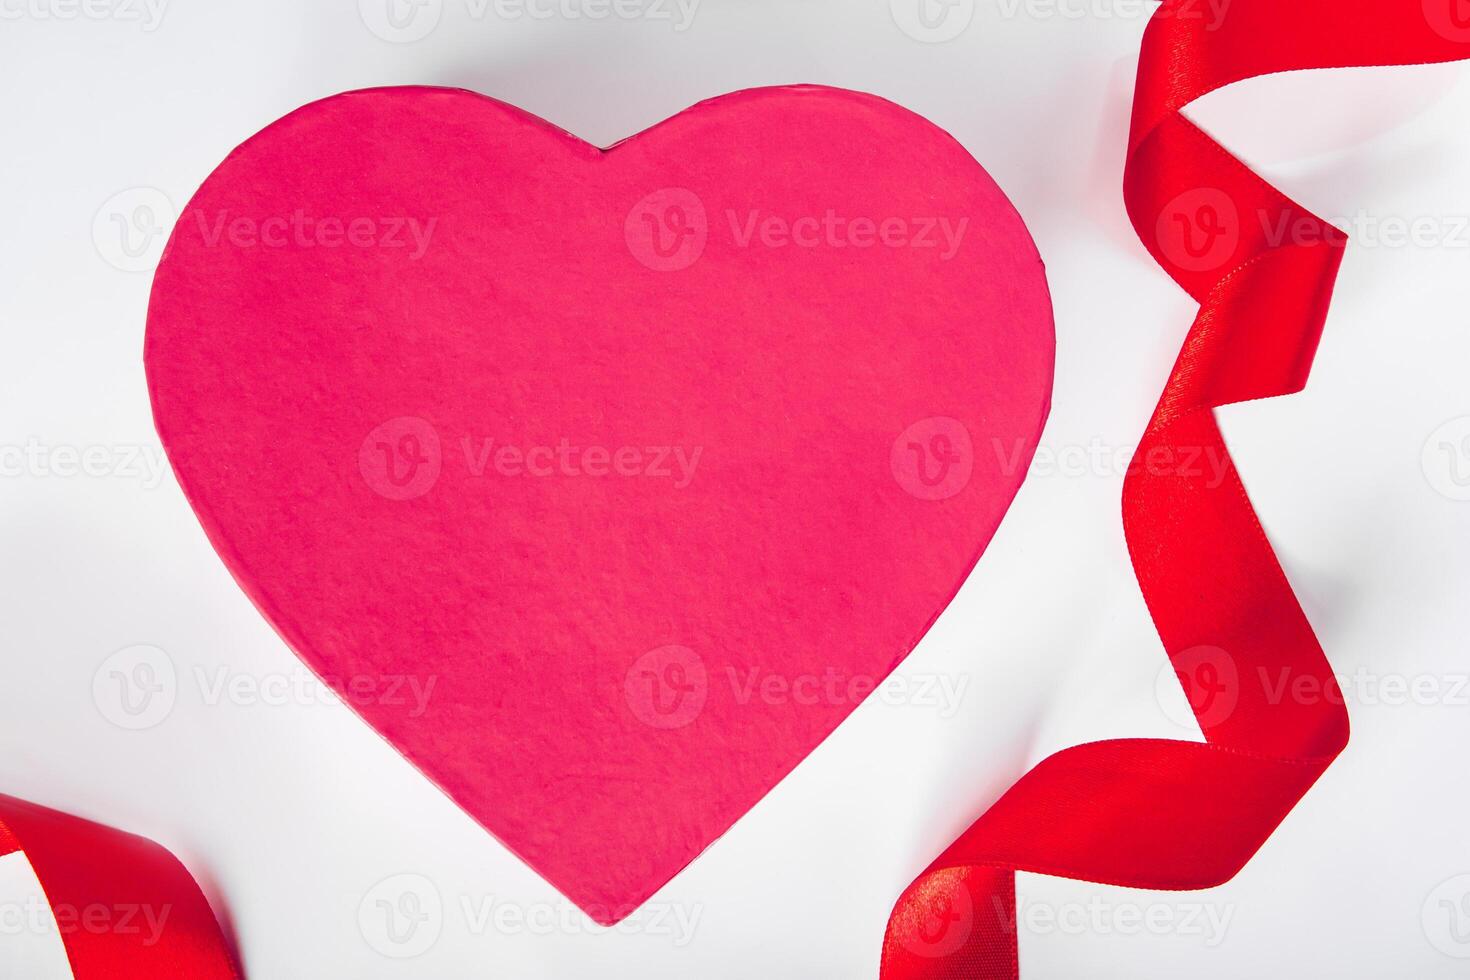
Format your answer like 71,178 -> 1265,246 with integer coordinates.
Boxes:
146,84 -> 1053,921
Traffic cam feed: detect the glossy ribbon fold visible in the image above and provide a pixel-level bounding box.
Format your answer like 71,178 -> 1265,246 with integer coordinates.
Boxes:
0,795 -> 239,979
881,3 -> 1470,976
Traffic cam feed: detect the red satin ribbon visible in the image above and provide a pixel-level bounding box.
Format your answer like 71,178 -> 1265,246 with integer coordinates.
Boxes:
881,3 -> 1470,976
0,795 -> 239,978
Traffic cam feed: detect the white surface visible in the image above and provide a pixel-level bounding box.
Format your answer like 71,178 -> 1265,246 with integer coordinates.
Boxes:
0,852 -> 72,980
2,2 -> 1470,977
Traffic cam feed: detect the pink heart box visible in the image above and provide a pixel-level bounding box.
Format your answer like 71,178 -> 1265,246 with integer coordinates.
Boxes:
146,84 -> 1053,922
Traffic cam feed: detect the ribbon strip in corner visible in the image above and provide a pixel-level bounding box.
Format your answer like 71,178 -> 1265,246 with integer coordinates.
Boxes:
880,2 -> 1470,977
0,794 -> 240,978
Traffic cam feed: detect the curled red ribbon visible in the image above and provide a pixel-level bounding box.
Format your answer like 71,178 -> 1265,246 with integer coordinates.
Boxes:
881,3 -> 1470,976
0,795 -> 239,979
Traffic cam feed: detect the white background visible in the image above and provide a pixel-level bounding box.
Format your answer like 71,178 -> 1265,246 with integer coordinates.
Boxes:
3,1 -> 1470,977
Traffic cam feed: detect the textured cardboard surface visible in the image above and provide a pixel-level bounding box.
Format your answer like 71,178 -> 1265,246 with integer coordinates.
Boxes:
145,84 -> 1054,922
